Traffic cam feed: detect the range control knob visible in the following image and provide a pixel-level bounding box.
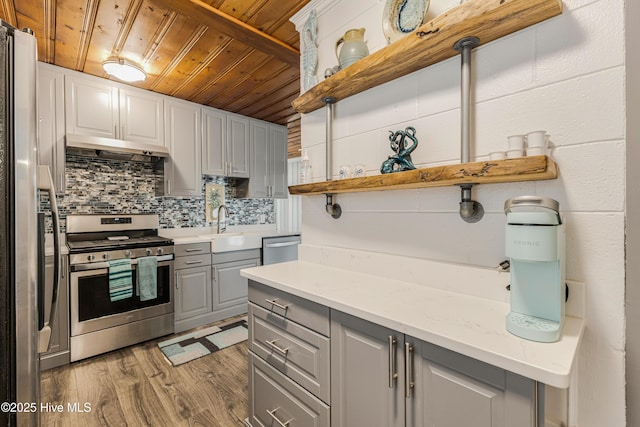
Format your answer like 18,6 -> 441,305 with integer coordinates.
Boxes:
146,248 -> 152,256
124,250 -> 132,257
87,254 -> 95,262
157,248 -> 164,255
102,253 -> 109,260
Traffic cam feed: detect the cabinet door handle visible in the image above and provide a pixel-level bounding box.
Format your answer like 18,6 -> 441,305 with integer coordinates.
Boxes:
265,339 -> 289,356
405,342 -> 414,398
266,408 -> 292,427
265,298 -> 289,312
388,335 -> 398,388
114,124 -> 118,138
185,260 -> 203,265
175,272 -> 179,289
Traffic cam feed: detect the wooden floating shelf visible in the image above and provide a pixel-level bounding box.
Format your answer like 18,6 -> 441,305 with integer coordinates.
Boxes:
292,0 -> 562,114
288,156 -> 558,196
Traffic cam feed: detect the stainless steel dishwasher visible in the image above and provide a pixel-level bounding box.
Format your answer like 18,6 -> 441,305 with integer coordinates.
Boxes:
262,235 -> 301,265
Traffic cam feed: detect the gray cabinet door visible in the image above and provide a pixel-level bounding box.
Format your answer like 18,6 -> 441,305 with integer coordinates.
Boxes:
408,338 -> 535,427
174,266 -> 212,321
331,310 -> 405,427
37,64 -> 66,194
119,87 -> 164,147
249,120 -> 269,198
164,98 -> 202,196
65,74 -> 118,138
227,114 -> 250,178
213,258 -> 259,311
269,124 -> 288,199
202,107 -> 226,176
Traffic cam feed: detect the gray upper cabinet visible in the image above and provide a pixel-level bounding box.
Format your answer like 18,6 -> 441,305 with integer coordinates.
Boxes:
249,120 -> 269,198
227,114 -> 251,178
202,108 -> 227,176
269,124 -> 288,198
331,309 -> 536,427
37,63 -> 66,193
202,108 -> 250,178
164,98 -> 202,197
249,120 -> 288,199
65,74 -> 118,139
65,73 -> 164,146
118,88 -> 164,146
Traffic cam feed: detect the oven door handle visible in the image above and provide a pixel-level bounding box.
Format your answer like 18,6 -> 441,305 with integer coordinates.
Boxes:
71,254 -> 174,271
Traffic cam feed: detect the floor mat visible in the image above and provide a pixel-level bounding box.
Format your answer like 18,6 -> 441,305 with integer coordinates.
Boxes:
158,317 -> 248,366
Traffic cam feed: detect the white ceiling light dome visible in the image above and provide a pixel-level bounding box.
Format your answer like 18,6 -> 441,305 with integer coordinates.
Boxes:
102,57 -> 146,82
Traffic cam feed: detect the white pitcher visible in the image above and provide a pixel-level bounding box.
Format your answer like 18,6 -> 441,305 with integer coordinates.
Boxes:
335,28 -> 369,69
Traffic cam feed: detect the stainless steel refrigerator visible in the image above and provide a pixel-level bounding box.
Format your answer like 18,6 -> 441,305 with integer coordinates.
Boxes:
0,21 -> 62,427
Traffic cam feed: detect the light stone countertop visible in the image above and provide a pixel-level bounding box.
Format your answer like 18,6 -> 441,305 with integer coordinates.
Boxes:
240,260 -> 585,389
159,225 -> 299,246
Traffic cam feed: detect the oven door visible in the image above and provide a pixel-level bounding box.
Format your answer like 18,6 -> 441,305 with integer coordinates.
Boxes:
70,255 -> 174,336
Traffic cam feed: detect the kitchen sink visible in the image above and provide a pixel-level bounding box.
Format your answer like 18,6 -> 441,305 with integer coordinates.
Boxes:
199,232 -> 263,253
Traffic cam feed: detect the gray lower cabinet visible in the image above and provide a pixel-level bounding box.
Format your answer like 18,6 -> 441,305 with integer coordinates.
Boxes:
211,249 -> 260,319
247,280 -> 331,427
331,310 -> 405,427
246,280 -> 538,427
174,245 -> 260,333
174,245 -> 212,333
40,255 -> 70,370
331,310 -> 536,427
249,352 -> 330,427
409,339 -> 535,427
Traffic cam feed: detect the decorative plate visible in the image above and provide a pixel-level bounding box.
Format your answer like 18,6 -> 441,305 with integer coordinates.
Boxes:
382,0 -> 430,44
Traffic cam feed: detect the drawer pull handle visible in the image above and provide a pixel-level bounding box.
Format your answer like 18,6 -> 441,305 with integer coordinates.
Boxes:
265,298 -> 289,312
266,407 -> 292,427
185,248 -> 203,252
185,260 -> 203,265
265,339 -> 289,356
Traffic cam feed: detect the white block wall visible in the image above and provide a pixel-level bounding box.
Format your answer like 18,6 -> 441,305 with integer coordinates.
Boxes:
295,0 -> 628,425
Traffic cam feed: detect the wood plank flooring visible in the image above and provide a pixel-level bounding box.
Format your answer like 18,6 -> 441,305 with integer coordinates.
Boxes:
40,317 -> 248,426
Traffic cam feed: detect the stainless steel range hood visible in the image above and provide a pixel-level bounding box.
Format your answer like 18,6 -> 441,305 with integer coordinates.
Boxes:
65,133 -> 170,162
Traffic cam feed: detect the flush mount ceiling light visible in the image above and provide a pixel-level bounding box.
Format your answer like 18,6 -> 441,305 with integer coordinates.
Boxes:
102,57 -> 146,82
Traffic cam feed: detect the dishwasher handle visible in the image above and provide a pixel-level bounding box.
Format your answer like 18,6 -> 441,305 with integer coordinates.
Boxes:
264,240 -> 300,249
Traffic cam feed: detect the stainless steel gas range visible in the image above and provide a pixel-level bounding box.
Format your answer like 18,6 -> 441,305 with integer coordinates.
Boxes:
66,214 -> 174,361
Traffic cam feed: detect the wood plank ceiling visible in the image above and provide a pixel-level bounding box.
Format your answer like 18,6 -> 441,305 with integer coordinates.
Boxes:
1,0 -> 309,126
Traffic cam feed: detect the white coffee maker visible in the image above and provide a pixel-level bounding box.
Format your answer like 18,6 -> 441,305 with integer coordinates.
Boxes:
504,196 -> 565,342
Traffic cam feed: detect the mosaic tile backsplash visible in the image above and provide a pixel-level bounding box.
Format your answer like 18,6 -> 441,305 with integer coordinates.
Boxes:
40,154 -> 274,232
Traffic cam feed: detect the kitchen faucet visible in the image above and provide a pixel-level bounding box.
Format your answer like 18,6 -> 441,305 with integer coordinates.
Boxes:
217,205 -> 229,234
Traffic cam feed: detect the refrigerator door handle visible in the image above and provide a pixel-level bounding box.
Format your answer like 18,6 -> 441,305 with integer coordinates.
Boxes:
36,165 -> 61,353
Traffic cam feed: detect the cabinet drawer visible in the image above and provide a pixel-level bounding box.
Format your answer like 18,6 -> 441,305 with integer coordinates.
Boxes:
249,351 -> 329,427
249,280 -> 330,336
249,303 -> 330,403
174,242 -> 210,257
174,253 -> 211,270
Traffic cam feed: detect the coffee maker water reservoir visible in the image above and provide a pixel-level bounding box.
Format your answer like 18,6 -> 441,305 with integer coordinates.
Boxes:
505,196 -> 565,342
